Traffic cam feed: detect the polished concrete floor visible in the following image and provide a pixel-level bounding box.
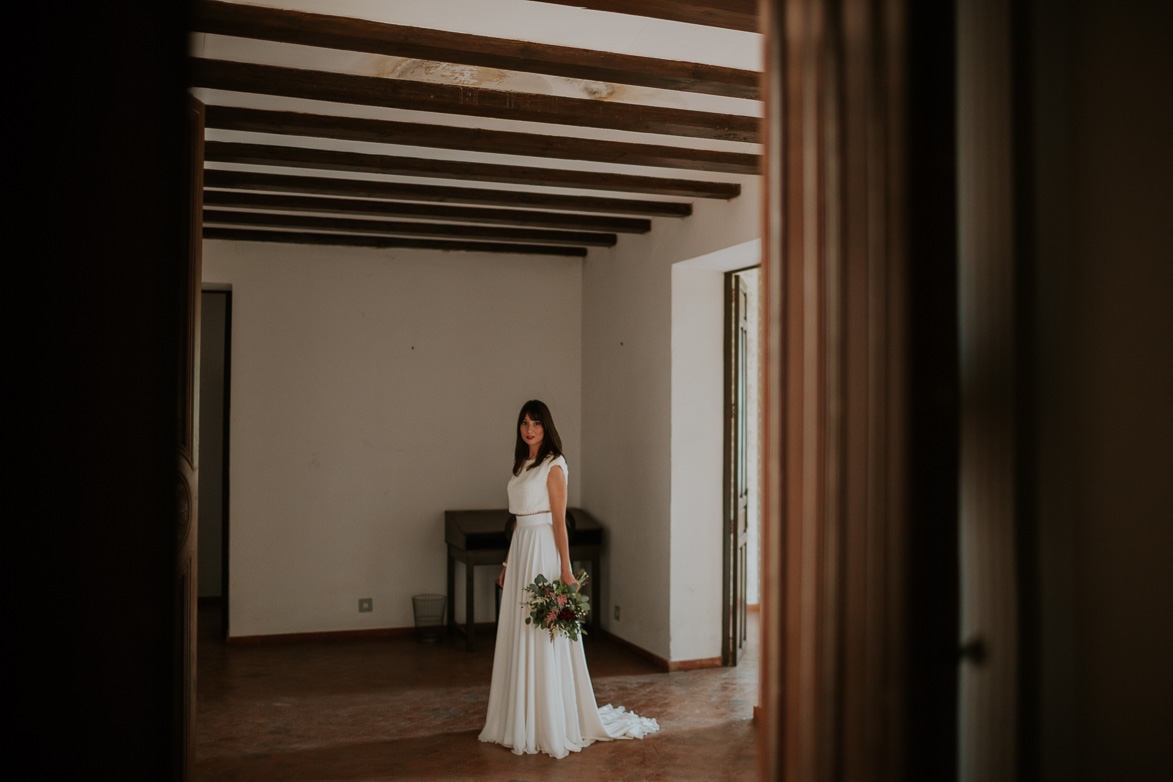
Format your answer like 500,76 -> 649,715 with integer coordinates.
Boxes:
196,605 -> 759,781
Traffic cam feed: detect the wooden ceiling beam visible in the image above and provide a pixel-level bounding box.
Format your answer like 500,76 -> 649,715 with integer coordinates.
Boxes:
203,169 -> 692,217
191,0 -> 759,99
189,58 -> 760,143
205,141 -> 741,199
202,189 -> 651,234
205,106 -> 761,176
203,227 -> 587,257
531,0 -> 758,33
204,208 -> 617,247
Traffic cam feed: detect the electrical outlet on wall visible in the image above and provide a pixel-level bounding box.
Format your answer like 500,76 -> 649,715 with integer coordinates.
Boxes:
614,605 -> 621,621
358,598 -> 373,613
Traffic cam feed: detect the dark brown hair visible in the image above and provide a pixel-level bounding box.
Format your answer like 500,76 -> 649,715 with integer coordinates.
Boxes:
512,399 -> 564,476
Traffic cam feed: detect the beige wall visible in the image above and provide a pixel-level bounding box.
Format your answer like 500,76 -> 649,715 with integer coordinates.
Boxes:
203,240 -> 582,636
581,180 -> 761,662
200,179 -> 760,654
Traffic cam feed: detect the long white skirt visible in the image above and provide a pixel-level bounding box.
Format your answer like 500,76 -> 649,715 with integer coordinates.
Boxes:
478,512 -> 659,759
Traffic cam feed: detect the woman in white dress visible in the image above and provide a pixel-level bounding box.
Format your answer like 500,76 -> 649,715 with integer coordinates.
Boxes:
478,399 -> 659,758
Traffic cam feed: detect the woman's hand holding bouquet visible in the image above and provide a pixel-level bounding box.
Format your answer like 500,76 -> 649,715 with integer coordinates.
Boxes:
523,572 -> 590,642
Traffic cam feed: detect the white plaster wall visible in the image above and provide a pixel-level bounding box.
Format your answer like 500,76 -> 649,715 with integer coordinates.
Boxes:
669,243 -> 762,662
202,240 -> 581,636
669,265 -> 726,662
581,182 -> 761,662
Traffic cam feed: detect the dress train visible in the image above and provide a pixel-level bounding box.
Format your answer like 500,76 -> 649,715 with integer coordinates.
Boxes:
478,512 -> 659,758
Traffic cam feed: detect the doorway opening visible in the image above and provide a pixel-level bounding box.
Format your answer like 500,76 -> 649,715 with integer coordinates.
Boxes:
724,266 -> 761,666
669,240 -> 761,668
198,286 -> 232,639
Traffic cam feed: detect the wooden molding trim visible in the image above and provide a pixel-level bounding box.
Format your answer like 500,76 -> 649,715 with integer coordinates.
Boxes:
202,189 -> 652,234
192,0 -> 759,99
202,227 -> 588,257
189,58 -> 760,143
668,656 -> 724,672
597,629 -> 723,672
532,0 -> 759,33
203,208 -> 618,247
203,169 -> 693,218
758,5 -> 786,778
205,141 -> 741,200
225,624 -> 493,646
224,622 -> 723,675
204,106 -> 762,176
760,0 -> 912,779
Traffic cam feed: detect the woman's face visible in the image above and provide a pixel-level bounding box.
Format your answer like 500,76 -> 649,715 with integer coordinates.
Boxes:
520,414 -> 544,450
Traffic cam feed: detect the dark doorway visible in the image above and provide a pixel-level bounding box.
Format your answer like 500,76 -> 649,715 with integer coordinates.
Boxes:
198,287 -> 231,639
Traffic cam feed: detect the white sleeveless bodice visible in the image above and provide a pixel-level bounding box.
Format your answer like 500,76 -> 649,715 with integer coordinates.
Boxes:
507,454 -> 568,515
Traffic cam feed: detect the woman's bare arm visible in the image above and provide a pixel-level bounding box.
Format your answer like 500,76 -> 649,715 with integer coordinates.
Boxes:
548,466 -> 577,587
498,518 -> 515,589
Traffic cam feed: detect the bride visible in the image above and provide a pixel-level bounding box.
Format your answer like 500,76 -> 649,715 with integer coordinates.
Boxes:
478,399 -> 659,758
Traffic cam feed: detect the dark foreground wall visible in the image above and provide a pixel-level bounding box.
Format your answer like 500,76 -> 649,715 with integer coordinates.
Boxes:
1029,1 -> 1173,779
6,3 -> 189,778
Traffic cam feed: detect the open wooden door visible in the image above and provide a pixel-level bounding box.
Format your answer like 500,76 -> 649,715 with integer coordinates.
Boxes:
175,94 -> 204,781
724,271 -> 751,666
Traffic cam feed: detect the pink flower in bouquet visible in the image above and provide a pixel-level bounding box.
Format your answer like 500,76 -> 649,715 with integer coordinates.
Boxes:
523,571 -> 590,642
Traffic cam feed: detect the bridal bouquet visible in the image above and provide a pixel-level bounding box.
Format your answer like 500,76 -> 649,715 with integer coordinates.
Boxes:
523,572 -> 590,642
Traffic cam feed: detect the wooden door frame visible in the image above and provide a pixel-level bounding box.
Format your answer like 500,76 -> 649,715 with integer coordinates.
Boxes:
722,269 -> 737,668
722,267 -> 756,667
756,0 -> 954,779
956,0 -> 1027,778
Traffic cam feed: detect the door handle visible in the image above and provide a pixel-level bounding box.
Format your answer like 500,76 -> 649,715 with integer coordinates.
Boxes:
957,637 -> 988,666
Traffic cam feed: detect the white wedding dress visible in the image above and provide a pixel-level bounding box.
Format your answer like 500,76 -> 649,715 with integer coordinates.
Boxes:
478,454 -> 659,759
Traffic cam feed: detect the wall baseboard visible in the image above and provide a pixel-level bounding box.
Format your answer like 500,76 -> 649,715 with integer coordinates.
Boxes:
225,623 -> 722,676
598,629 -> 723,672
225,622 -> 497,646
668,655 -> 724,672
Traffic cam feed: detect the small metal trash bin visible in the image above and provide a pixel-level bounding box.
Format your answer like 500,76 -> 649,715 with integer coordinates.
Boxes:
411,594 -> 447,643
